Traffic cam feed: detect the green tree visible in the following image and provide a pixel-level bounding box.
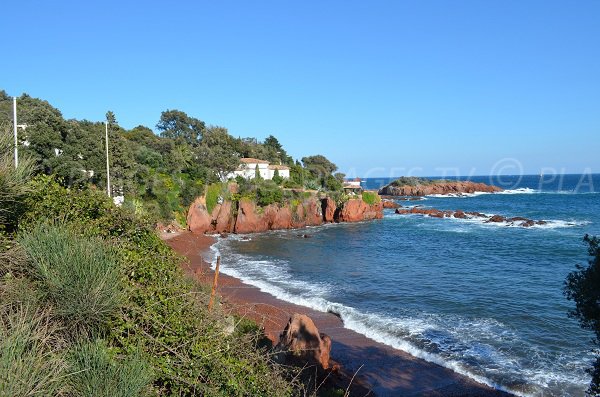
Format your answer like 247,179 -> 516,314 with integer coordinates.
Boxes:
196,126 -> 240,182
254,164 -> 262,180
301,155 -> 337,179
272,168 -> 283,185
156,110 -> 205,145
565,234 -> 600,396
105,111 -> 117,125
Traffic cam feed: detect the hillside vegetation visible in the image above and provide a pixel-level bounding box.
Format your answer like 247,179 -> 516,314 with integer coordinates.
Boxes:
0,91 -> 349,226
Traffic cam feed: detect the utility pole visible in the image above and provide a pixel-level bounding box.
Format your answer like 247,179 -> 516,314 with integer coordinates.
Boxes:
105,121 -> 111,197
13,97 -> 18,168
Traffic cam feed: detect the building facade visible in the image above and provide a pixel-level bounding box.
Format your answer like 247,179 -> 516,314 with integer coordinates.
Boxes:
227,158 -> 290,180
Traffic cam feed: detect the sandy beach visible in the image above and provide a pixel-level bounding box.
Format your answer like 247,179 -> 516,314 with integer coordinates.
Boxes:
164,231 -> 514,397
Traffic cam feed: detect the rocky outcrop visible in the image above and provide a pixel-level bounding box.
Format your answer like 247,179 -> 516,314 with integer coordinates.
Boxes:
187,195 -> 383,235
275,313 -> 331,370
394,206 -> 547,227
187,197 -> 235,234
379,180 -> 502,196
339,199 -> 384,222
382,199 -> 401,209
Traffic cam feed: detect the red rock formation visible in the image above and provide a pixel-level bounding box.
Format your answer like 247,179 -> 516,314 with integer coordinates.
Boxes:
276,313 -> 331,370
188,193 -> 384,235
379,181 -> 502,196
187,197 -> 212,234
323,197 -> 336,222
339,199 -> 384,222
382,200 -> 401,209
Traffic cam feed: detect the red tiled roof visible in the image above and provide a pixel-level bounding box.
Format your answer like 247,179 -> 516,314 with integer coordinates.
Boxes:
268,165 -> 290,170
240,157 -> 269,164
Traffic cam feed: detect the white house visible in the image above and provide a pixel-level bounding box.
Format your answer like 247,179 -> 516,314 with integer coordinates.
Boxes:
227,158 -> 290,181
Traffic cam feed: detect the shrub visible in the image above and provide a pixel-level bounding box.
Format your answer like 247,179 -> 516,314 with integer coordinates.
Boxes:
18,222 -> 122,333
324,175 -> 342,192
205,183 -> 223,214
68,339 -> 151,397
361,191 -> 380,205
272,169 -> 284,185
303,179 -> 321,191
256,181 -> 283,207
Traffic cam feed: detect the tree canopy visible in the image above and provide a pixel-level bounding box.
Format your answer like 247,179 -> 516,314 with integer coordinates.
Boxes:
156,109 -> 205,145
565,234 -> 600,396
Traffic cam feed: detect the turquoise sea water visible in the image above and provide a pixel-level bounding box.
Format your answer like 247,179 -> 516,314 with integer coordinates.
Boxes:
211,174 -> 600,396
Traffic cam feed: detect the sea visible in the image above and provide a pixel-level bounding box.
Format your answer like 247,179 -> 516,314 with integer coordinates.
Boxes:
209,174 -> 599,397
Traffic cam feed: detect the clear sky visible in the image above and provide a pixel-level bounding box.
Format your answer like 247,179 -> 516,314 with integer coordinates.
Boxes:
2,1 -> 598,177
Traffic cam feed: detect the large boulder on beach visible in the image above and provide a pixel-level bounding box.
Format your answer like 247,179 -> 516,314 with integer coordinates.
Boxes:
276,313 -> 331,370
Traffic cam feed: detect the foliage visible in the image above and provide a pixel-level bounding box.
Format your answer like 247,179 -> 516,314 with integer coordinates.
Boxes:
565,234 -> 600,396
18,222 -> 122,334
324,175 -> 342,192
156,109 -> 205,145
272,168 -> 284,185
195,126 -> 240,182
0,125 -> 35,232
361,191 -> 380,205
205,183 -> 223,214
256,181 -> 284,207
303,179 -> 321,191
68,339 -> 152,397
390,176 -> 446,187
301,155 -> 337,179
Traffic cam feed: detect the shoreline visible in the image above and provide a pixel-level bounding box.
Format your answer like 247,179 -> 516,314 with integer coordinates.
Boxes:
164,230 -> 514,397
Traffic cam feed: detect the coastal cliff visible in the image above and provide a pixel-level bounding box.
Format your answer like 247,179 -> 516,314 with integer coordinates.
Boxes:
379,178 -> 502,196
187,195 -> 383,235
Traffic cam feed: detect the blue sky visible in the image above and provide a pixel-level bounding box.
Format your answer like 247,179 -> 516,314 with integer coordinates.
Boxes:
2,1 -> 598,177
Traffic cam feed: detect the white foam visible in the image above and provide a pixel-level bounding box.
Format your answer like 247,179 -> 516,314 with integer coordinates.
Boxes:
390,212 -> 590,230
426,188 -> 540,198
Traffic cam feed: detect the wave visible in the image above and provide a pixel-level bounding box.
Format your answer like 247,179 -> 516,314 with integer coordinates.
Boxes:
427,188 -> 539,198
392,212 -> 590,230
209,238 -> 589,396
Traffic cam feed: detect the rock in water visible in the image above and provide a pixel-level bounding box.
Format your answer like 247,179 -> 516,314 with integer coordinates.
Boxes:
276,313 -> 331,370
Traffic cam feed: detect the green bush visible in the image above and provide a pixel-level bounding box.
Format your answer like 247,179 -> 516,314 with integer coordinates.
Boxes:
361,191 -> 380,205
18,222 -> 122,333
205,183 -> 223,214
68,339 -> 151,397
324,175 -> 342,192
256,181 -> 283,207
303,179 -> 321,191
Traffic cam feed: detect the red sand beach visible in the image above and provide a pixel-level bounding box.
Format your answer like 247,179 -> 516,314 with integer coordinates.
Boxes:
164,231 -> 513,397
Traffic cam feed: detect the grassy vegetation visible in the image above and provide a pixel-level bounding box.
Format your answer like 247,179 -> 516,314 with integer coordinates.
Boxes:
18,223 -> 122,333
361,191 -> 381,205
205,182 -> 224,214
